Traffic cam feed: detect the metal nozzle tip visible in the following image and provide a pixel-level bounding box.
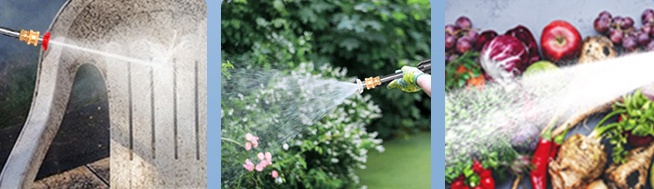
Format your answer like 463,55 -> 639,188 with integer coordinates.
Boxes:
355,79 -> 364,94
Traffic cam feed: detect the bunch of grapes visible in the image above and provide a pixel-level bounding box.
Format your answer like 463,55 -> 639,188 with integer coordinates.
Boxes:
593,9 -> 654,52
446,16 -> 480,63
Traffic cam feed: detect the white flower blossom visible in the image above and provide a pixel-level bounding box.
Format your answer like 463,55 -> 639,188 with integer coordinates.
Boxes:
376,146 -> 385,153
283,143 -> 289,150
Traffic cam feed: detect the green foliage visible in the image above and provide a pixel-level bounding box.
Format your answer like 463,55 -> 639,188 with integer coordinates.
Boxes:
222,0 -> 431,139
221,62 -> 383,188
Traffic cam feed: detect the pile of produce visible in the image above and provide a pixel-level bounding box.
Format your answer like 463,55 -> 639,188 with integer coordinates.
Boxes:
446,9 -> 654,189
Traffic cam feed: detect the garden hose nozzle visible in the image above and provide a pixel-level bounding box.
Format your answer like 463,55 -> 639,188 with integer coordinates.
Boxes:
355,59 -> 431,94
0,26 -> 51,51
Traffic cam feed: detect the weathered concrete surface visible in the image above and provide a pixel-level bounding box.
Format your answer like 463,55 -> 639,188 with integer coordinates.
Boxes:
0,0 -> 207,188
31,166 -> 108,189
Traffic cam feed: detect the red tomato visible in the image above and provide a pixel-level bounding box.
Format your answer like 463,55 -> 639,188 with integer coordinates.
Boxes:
479,170 -> 492,179
472,160 -> 484,174
480,177 -> 495,189
451,180 -> 465,189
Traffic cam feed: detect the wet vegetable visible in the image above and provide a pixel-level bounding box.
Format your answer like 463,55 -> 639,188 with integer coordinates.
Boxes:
505,25 -> 540,66
596,89 -> 654,164
530,127 -> 554,189
479,35 -> 529,83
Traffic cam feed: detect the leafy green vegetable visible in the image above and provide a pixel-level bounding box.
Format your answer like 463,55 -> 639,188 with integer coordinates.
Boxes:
595,89 -> 654,164
445,51 -> 483,91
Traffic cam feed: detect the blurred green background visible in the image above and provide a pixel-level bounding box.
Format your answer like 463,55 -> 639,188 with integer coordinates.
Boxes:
222,0 -> 431,139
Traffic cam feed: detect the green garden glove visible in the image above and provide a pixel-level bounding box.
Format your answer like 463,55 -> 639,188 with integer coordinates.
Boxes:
387,66 -> 425,93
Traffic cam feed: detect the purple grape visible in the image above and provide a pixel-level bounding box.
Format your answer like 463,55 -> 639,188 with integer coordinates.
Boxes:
456,16 -> 473,30
613,16 -> 623,28
622,17 -> 635,29
445,24 -> 459,35
599,10 -> 612,19
647,40 -> 654,51
636,31 -> 650,46
643,9 -> 654,24
610,29 -> 623,44
594,17 -> 611,34
622,36 -> 638,51
646,15 -> 654,26
609,30 -> 623,44
445,34 -> 457,50
466,30 -> 479,43
642,25 -> 652,35
456,37 -> 473,54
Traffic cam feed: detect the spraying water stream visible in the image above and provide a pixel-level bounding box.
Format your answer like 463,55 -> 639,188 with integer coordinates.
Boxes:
446,52 -> 654,170
48,39 -> 164,67
220,64 -> 369,182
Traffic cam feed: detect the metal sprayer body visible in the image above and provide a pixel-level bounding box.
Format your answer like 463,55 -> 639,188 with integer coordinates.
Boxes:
0,26 -> 51,51
356,59 -> 431,93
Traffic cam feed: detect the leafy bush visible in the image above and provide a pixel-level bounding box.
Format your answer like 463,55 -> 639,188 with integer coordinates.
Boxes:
221,0 -> 431,139
221,62 -> 384,188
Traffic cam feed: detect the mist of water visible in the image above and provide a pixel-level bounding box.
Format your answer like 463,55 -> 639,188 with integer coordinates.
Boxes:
220,65 -> 361,182
49,40 -> 162,67
446,52 -> 654,169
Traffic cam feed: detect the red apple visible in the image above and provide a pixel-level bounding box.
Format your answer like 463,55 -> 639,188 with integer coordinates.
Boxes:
540,20 -> 582,63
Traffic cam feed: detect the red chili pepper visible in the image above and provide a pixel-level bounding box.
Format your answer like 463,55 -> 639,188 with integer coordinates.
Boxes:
530,126 -> 554,189
472,186 -> 484,189
461,185 -> 471,189
549,127 -> 569,162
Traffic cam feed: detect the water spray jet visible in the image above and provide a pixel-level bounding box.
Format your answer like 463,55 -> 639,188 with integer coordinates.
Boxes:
355,59 -> 431,93
0,26 -> 51,51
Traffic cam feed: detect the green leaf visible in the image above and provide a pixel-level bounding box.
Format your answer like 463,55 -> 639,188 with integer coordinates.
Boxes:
632,125 -> 649,136
255,17 -> 268,27
391,11 -> 408,21
339,38 -> 360,51
272,0 -> 284,11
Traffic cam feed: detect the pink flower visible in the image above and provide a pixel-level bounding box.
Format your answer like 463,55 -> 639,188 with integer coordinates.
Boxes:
252,140 -> 259,148
243,159 -> 254,172
271,170 -> 279,178
245,133 -> 259,148
265,152 -> 272,160
245,142 -> 252,151
257,152 -> 265,161
255,163 -> 264,172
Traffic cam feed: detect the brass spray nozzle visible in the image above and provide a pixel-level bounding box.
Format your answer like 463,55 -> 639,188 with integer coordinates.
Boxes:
364,76 -> 381,90
19,29 -> 40,46
0,26 -> 52,51
355,76 -> 382,94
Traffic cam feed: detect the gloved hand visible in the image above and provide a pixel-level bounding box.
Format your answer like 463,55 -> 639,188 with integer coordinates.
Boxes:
387,66 -> 425,93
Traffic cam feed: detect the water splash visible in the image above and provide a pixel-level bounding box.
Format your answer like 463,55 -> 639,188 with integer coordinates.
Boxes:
446,52 -> 654,169
49,40 -> 159,67
221,66 -> 362,181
